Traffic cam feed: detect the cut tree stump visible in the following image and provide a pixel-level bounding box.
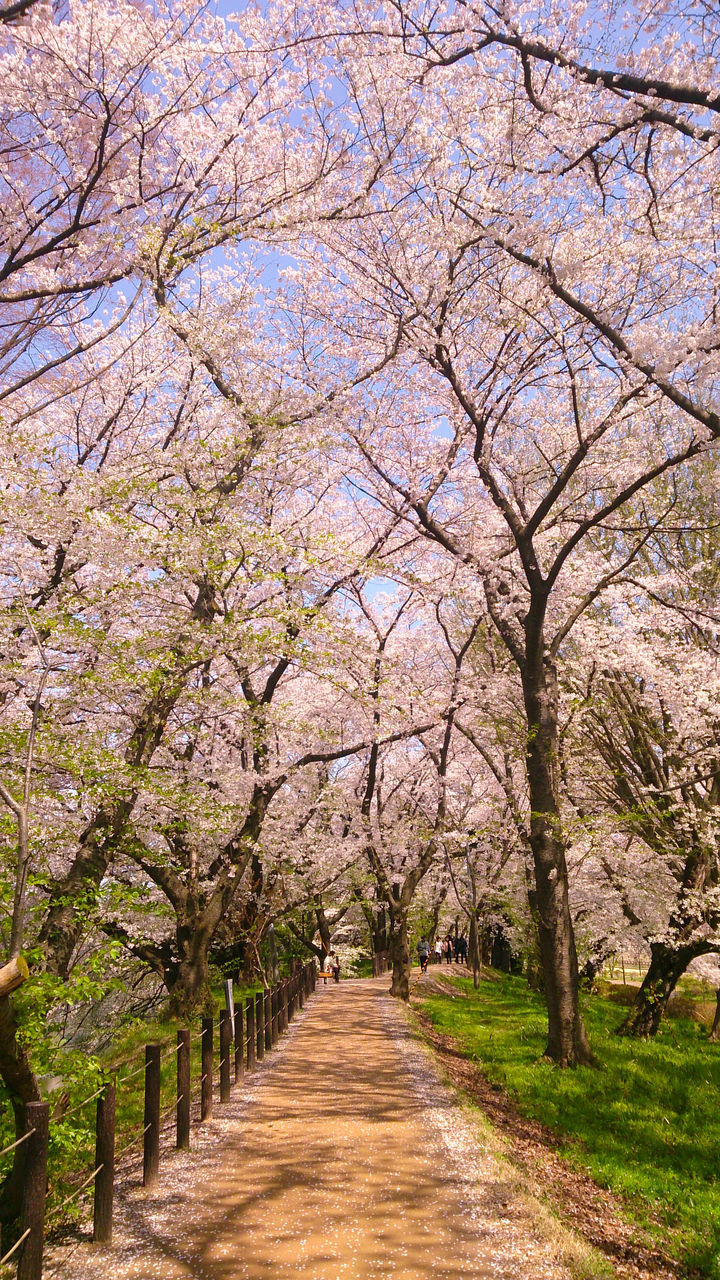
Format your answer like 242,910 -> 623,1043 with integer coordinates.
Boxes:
0,955 -> 29,998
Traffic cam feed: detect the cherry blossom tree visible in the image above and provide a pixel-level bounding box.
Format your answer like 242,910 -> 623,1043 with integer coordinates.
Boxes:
280,10 -> 720,1055
3,0 -> 720,1098
561,466 -> 720,1033
0,0 -> 386,400
320,239 -> 709,1059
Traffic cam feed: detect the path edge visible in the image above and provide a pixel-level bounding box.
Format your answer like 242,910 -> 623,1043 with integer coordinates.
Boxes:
399,996 -> 618,1280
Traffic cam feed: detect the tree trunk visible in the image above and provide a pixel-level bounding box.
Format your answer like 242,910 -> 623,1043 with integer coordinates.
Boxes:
389,913 -> 410,1001
0,995 -> 41,1237
267,924 -> 279,984
41,671 -> 196,978
469,910 -> 480,989
521,850 -> 544,991
375,906 -> 388,955
428,899 -> 442,949
522,635 -> 593,1066
315,899 -> 333,957
581,937 -> 614,990
38,807 -> 129,977
167,948 -> 212,1019
710,989 -> 720,1042
358,896 -> 389,962
617,941 -> 699,1037
165,910 -> 215,1017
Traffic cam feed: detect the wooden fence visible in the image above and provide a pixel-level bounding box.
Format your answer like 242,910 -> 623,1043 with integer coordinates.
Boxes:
0,960 -> 317,1280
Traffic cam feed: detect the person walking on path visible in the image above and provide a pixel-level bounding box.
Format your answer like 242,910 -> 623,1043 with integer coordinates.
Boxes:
329,950 -> 340,982
444,936 -> 454,964
416,938 -> 430,973
434,938 -> 443,965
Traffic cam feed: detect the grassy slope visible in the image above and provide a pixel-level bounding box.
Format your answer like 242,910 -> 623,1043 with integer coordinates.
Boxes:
418,972 -> 720,1280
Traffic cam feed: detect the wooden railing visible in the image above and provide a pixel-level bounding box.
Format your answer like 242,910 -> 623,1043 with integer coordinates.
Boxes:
0,960 -> 318,1279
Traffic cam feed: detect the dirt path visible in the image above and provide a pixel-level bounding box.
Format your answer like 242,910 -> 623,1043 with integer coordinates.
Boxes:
48,978 -> 571,1280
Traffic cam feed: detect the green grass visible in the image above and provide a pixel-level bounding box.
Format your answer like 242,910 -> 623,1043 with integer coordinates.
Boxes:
418,972 -> 720,1279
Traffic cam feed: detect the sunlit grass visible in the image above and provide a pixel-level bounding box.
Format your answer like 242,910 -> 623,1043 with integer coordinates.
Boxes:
418,972 -> 720,1279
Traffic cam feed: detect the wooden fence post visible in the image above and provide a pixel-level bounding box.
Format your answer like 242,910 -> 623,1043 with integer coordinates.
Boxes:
176,1030 -> 190,1150
264,989 -> 272,1052
271,986 -> 279,1044
219,1010 -> 231,1103
234,1002 -> 244,1081
201,1018 -> 213,1121
246,996 -> 256,1070
93,1079 -> 115,1244
143,1044 -> 161,1188
17,1100 -> 49,1280
255,992 -> 265,1062
298,968 -> 305,1010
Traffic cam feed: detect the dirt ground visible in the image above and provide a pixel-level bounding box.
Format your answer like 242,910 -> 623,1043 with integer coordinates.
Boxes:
46,976 -> 573,1280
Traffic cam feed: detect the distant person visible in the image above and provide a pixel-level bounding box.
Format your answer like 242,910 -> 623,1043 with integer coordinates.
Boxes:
329,950 -> 340,983
457,935 -> 468,965
444,936 -> 453,964
416,938 -> 430,973
434,938 -> 443,965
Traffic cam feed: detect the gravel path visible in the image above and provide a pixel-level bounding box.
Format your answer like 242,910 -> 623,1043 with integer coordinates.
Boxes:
47,977 -> 570,1280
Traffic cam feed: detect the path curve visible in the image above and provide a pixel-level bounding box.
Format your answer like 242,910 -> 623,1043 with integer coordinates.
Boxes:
49,978 -> 570,1280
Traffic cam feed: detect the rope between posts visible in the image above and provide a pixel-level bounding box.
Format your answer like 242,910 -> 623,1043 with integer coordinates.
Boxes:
0,1127 -> 35,1159
0,987 -> 304,1261
52,1163 -> 104,1215
159,1099 -> 178,1124
0,1227 -> 31,1266
115,1122 -> 152,1162
117,1060 -> 147,1085
112,1028 -> 187,1075
60,1085 -> 106,1120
